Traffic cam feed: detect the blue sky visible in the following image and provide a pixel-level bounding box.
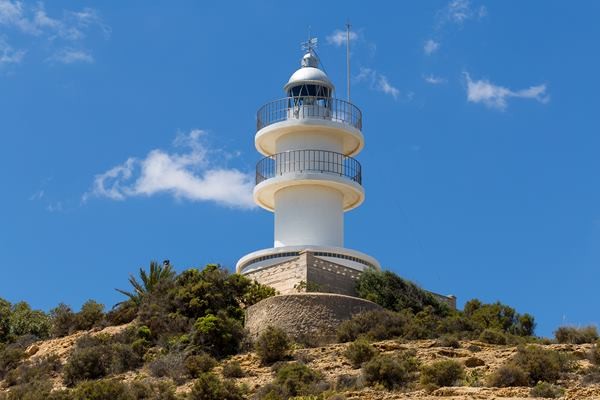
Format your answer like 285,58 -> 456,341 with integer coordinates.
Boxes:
1,1 -> 599,338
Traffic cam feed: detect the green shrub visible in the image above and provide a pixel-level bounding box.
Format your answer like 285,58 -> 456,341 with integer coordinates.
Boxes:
222,361 -> 244,378
0,343 -> 25,379
188,372 -> 245,400
337,310 -> 408,342
487,364 -> 528,387
0,380 -> 67,400
420,360 -> 464,388
147,352 -> 186,383
72,379 -> 132,400
185,353 -> 217,378
512,345 -> 572,385
529,382 -> 565,398
554,325 -> 599,344
434,335 -> 460,348
274,362 -> 325,398
76,300 -> 105,331
464,299 -> 535,336
50,303 -> 77,338
362,353 -> 418,390
479,329 -> 507,345
128,380 -> 178,400
343,339 -> 378,368
192,312 -> 244,358
105,301 -> 137,326
255,326 -> 291,365
4,354 -> 61,387
0,298 -> 11,343
356,269 -> 448,315
63,336 -> 142,386
9,302 -> 51,339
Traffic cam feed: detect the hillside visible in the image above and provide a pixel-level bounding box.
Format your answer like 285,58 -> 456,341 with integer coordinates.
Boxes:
2,322 -> 600,399
1,263 -> 600,399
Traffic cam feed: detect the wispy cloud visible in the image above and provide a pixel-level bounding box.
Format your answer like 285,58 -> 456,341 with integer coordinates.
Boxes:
423,39 -> 440,55
438,0 -> 487,27
0,35 -> 24,64
48,48 -> 93,64
355,67 -> 400,99
0,1 -> 108,66
326,29 -> 358,47
423,74 -> 446,85
464,73 -> 549,111
83,130 -> 255,209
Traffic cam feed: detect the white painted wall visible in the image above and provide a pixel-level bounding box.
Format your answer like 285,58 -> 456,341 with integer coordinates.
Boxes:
276,131 -> 343,153
274,184 -> 343,248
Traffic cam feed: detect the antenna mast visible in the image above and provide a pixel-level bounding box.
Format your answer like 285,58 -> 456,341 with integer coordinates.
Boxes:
346,21 -> 351,102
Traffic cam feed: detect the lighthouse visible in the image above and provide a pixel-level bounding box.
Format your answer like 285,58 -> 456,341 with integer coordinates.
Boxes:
236,38 -> 381,296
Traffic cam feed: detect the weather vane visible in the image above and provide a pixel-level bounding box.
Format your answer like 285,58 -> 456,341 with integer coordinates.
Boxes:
301,26 -> 318,54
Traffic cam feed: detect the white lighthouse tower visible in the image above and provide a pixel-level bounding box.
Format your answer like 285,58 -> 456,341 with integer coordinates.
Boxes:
236,38 -> 380,295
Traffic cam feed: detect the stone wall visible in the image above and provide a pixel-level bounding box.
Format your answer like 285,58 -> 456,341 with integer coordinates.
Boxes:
245,293 -> 382,340
244,250 -> 361,296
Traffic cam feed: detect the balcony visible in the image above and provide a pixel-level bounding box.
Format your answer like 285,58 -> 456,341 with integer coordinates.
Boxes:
256,149 -> 362,185
256,96 -> 362,132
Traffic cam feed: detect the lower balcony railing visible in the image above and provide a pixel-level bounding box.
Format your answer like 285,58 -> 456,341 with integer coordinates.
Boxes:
256,149 -> 362,185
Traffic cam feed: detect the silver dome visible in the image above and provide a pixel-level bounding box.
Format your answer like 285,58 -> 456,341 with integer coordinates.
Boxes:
284,66 -> 334,93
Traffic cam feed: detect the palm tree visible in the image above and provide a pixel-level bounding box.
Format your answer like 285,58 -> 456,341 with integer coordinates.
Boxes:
116,260 -> 176,306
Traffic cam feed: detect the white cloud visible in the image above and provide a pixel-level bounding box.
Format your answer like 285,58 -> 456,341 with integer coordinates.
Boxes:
442,0 -> 487,25
0,1 -> 108,66
326,29 -> 358,47
424,39 -> 440,55
84,130 -> 255,209
0,35 -> 24,64
355,67 -> 400,99
48,48 -> 93,64
464,73 -> 550,110
423,74 -> 446,84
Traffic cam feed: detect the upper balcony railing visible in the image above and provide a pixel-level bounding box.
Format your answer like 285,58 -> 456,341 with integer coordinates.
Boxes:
256,96 -> 362,132
256,149 -> 362,186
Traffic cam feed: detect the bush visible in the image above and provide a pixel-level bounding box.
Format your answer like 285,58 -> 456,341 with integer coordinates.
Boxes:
4,354 -> 61,387
362,353 -> 418,390
487,364 -> 528,387
343,339 -> 378,368
356,269 -> 448,315
434,335 -> 460,348
554,325 -> 599,344
479,329 -> 507,345
512,345 -> 572,385
147,352 -> 186,383
420,360 -> 464,388
337,310 -> 408,342
76,300 -> 105,331
50,303 -> 77,338
0,298 -> 11,343
464,299 -> 535,337
529,382 -> 565,398
63,336 -> 142,386
128,380 -> 178,400
222,361 -> 244,378
255,326 -> 291,365
185,353 -> 217,378
274,362 -> 325,398
192,312 -> 245,358
72,379 -> 132,400
9,302 -> 51,339
188,372 -> 245,400
0,343 -> 25,379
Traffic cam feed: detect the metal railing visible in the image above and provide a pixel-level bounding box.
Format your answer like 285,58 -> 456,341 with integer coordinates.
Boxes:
256,149 -> 362,185
256,96 -> 362,131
